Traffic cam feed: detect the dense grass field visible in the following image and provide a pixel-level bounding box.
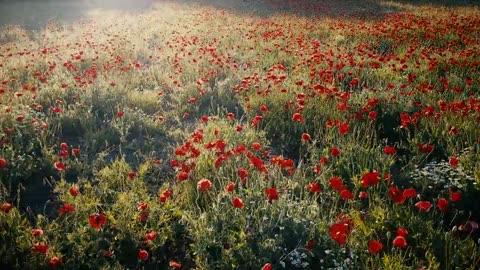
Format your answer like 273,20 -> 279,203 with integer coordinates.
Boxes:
1,0 -> 480,269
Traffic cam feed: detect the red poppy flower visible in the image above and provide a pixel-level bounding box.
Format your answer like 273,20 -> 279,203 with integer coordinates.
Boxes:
396,228 -> 408,237
232,197 -> 244,209
359,191 -> 368,199
49,256 -> 62,268
58,150 -> 69,158
280,159 -> 294,168
0,158 -> 7,169
265,187 -> 279,202
59,203 -> 74,214
368,240 -> 383,254
301,133 -> 311,142
197,179 -> 212,192
449,157 -> 459,167
138,249 -> 149,261
403,188 -> 417,199
200,115 -> 209,123
292,113 -> 304,123
60,143 -> 69,150
89,213 -> 107,229
368,111 -> 378,120
69,186 -> 79,196
330,147 -> 340,157
338,122 -> 349,135
137,202 -> 148,211
361,171 -> 380,188
32,242 -> 49,254
450,191 -> 461,202
329,176 -> 345,192
226,182 -> 235,192
306,238 -> 316,251
388,186 -> 406,204
308,182 -> 321,193
251,142 -> 262,150
54,161 -> 65,171
340,189 -> 354,200
72,148 -> 81,156
238,168 -> 248,182
1,203 -> 12,213
329,222 -> 349,245
418,143 -> 434,153
146,231 -> 158,241
262,263 -> 272,270
116,111 -> 124,118
169,260 -> 182,269
138,212 -> 149,222
415,201 -> 432,211
177,171 -> 189,181
260,105 -> 269,113
383,146 -> 396,155
437,198 -> 448,212
159,189 -> 173,202
319,156 -> 328,165
32,229 -> 44,237
128,172 -> 136,180
393,236 -> 407,248
103,250 -> 113,257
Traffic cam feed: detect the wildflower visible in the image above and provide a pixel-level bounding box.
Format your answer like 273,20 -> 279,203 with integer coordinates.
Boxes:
393,236 -> 407,248
338,122 -> 349,135
403,188 -> 417,199
368,240 -> 383,254
329,176 -> 345,192
361,171 -> 380,188
49,256 -> 62,268
359,191 -> 368,199
169,260 -> 182,268
384,146 -> 396,155
330,147 -> 340,157
69,186 -> 79,196
388,186 -> 405,204
262,263 -> 272,270
450,191 -> 461,202
89,213 -> 107,229
340,189 -> 354,200
437,198 -> 448,212
292,113 -> 304,123
197,179 -> 212,192
159,189 -> 173,203
226,182 -> 236,192
31,229 -> 44,237
1,203 -> 12,213
232,197 -> 245,208
265,187 -> 279,202
32,242 -> 49,254
415,201 -> 432,211
59,203 -> 74,214
449,157 -> 459,167
54,161 -> 66,171
138,249 -> 149,261
308,182 -> 321,193
396,228 -> 408,237
177,171 -> 189,181
0,158 -> 7,168
146,231 -> 158,241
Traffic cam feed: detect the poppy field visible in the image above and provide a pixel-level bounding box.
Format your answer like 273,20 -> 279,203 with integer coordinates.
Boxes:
1,0 -> 480,269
